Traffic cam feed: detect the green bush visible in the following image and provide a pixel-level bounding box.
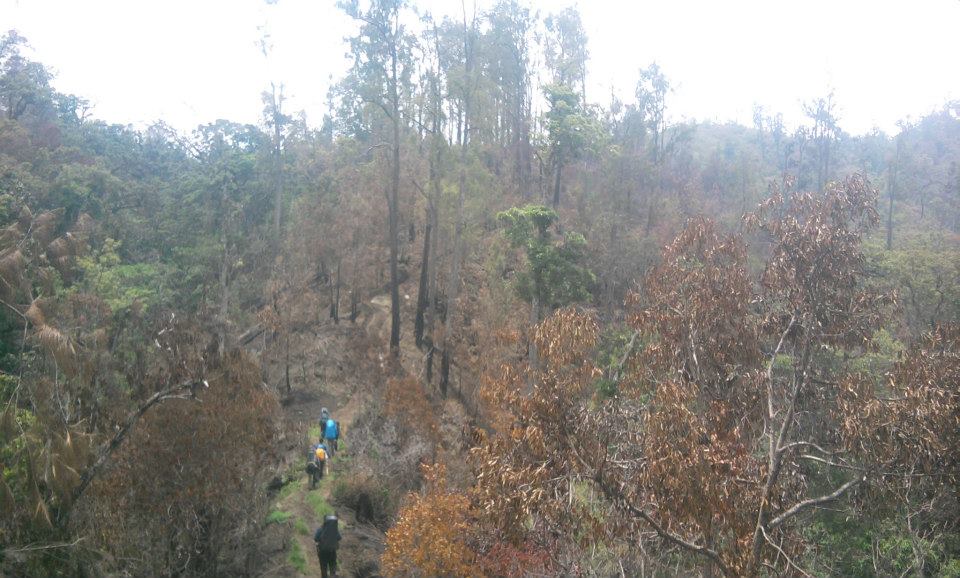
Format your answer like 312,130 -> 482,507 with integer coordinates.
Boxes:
287,540 -> 308,573
266,510 -> 292,525
306,491 -> 334,519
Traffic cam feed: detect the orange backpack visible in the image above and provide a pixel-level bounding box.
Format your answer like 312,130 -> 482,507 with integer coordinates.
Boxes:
315,447 -> 327,462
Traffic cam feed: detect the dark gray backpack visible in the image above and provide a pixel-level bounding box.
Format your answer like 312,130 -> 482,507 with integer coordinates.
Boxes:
317,515 -> 341,551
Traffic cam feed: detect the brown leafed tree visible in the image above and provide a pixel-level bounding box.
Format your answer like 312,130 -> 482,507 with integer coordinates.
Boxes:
79,350 -> 280,576
472,176 -> 957,576
382,462 -> 481,578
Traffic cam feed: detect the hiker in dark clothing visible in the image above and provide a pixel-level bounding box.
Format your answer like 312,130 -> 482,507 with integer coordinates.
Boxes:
314,514 -> 341,578
319,407 -> 330,442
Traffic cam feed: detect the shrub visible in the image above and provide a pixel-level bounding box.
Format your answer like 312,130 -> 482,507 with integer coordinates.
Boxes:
266,510 -> 292,525
333,474 -> 395,530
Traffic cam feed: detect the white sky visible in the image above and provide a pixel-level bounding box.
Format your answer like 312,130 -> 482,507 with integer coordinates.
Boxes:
3,0 -> 958,135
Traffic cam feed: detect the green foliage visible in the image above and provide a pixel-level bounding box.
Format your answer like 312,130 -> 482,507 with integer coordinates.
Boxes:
279,478 -> 299,501
48,162 -> 122,220
0,372 -> 16,403
543,83 -> 604,166
849,328 -> 905,378
0,193 -> 17,223
266,509 -> 293,525
306,491 -> 334,519
0,409 -> 35,499
499,204 -> 557,244
806,514 -> 956,577
498,205 -> 595,310
294,517 -> 310,536
940,558 -> 960,578
287,539 -> 308,573
868,236 -> 960,333
593,327 -> 639,398
77,238 -> 170,313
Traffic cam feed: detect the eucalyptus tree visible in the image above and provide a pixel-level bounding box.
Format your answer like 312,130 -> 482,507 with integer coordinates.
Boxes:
803,92 -> 840,192
338,0 -> 417,356
484,0 -> 535,196
543,7 -> 589,103
543,83 -> 602,208
439,6 -> 479,397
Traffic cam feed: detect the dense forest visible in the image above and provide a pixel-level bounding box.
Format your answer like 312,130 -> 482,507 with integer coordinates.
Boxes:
1,1 -> 959,576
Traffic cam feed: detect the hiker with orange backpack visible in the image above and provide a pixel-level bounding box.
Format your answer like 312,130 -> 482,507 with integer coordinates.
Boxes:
306,442 -> 327,489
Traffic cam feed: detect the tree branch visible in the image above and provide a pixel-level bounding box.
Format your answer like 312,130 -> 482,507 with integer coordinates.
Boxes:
2,537 -> 85,556
768,476 -> 864,529
593,474 -> 730,577
798,453 -> 865,471
780,440 -> 833,455
65,379 -> 204,515
0,297 -> 27,320
760,526 -> 813,577
611,330 -> 639,383
765,314 -> 795,421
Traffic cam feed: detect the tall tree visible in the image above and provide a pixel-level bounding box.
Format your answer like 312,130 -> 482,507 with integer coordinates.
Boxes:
484,0 -> 534,196
887,128 -> 904,250
542,83 -> 602,208
498,204 -> 594,371
413,18 -> 445,353
803,92 -> 839,192
543,7 -> 589,103
265,83 -> 287,243
440,5 -> 478,397
636,63 -> 670,169
338,0 -> 415,357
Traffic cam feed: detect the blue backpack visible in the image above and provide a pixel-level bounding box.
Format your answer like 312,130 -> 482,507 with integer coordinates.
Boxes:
324,419 -> 339,440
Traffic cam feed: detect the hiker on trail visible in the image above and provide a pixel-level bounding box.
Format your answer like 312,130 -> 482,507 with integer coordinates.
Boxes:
306,443 -> 327,489
324,416 -> 340,456
314,514 -> 342,578
319,407 -> 330,441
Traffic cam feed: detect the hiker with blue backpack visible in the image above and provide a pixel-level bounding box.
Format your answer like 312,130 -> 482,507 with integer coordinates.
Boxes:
323,415 -> 340,457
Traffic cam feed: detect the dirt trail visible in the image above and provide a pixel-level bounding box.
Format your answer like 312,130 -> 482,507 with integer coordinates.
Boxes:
275,389 -> 364,577
256,294 -> 393,577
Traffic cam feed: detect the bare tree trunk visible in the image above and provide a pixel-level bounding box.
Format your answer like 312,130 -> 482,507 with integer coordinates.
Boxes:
271,83 -> 284,243
331,259 -> 341,324
528,293 -> 539,374
887,137 -> 901,251
217,236 -> 231,357
441,168 -> 465,397
414,209 -> 432,347
425,177 -> 440,385
441,12 -> 475,396
285,333 -> 291,394
552,160 -> 563,209
388,37 -> 402,357
416,88 -> 441,350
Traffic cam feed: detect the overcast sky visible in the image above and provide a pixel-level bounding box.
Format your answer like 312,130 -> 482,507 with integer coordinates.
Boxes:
3,0 -> 958,135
